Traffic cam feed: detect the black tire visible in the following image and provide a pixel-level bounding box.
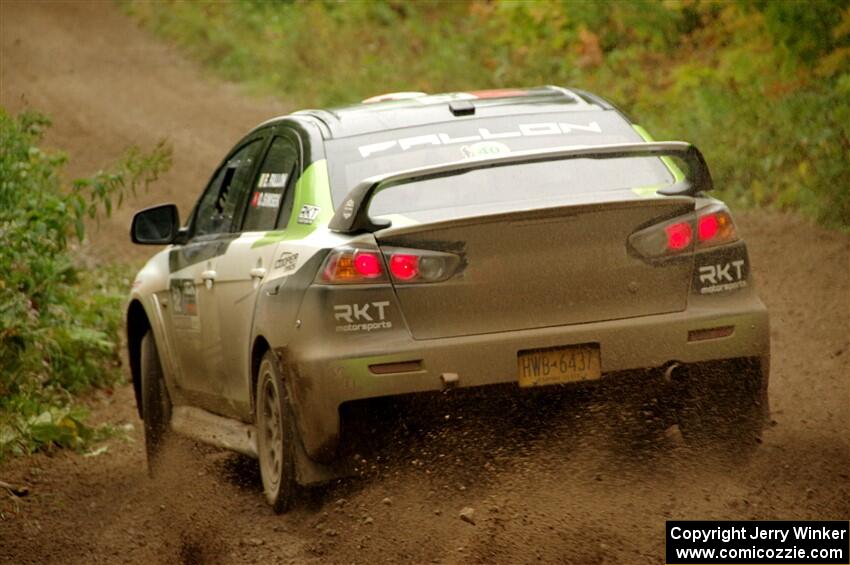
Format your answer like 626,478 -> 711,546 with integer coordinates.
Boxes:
256,351 -> 297,513
676,359 -> 765,454
141,330 -> 172,474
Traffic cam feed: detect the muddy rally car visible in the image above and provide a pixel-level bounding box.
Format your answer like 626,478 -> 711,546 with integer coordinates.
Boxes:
127,86 -> 770,512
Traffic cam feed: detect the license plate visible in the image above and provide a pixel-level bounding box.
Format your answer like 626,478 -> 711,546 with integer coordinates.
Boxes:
517,344 -> 601,387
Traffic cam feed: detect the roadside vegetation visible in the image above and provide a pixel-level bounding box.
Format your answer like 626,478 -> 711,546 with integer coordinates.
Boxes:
128,0 -> 849,229
0,110 -> 171,458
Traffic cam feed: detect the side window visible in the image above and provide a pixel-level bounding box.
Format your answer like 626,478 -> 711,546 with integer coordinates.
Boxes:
193,139 -> 262,237
242,136 -> 299,232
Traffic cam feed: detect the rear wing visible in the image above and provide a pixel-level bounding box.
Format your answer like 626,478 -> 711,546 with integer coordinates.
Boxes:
328,141 -> 712,234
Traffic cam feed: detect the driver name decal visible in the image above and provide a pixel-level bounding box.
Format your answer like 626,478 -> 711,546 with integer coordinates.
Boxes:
357,121 -> 602,158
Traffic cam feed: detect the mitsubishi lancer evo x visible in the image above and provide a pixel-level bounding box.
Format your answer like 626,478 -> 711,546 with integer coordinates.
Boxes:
127,86 -> 769,512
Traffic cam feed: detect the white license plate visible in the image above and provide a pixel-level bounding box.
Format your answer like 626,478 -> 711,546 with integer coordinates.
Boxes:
517,344 -> 601,387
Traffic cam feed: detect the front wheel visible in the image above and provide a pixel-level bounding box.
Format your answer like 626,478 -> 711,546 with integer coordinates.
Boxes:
256,351 -> 298,513
141,330 -> 172,474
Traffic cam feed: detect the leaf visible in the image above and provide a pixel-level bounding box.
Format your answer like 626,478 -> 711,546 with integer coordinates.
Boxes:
83,445 -> 109,457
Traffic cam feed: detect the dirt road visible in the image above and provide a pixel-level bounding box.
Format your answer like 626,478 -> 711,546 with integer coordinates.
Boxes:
1,2 -> 848,564
0,0 -> 286,263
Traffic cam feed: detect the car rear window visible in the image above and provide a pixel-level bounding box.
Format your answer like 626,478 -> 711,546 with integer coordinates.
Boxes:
367,157 -> 674,221
325,111 -> 674,217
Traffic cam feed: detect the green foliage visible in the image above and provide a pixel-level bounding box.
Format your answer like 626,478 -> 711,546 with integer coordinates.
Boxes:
0,109 -> 172,458
127,0 -> 849,229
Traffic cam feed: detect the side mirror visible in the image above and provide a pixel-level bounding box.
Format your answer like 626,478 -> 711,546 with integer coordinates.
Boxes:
131,204 -> 180,245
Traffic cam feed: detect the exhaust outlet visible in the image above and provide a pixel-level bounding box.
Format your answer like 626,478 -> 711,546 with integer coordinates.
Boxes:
663,362 -> 686,383
440,372 -> 459,390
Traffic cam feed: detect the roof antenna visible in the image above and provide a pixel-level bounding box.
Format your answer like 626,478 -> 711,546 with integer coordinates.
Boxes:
449,100 -> 475,116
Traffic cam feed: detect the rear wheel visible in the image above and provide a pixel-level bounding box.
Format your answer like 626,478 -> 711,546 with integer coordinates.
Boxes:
676,359 -> 765,454
256,351 -> 297,513
141,330 -> 171,474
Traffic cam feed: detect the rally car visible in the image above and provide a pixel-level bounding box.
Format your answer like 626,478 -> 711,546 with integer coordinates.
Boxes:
127,86 -> 770,512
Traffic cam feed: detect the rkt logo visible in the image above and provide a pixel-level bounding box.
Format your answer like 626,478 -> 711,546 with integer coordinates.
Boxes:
333,301 -> 392,333
697,259 -> 747,295
334,301 -> 390,323
698,260 -> 745,285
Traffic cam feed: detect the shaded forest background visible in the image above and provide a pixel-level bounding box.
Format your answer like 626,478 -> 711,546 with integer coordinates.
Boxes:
128,0 -> 850,228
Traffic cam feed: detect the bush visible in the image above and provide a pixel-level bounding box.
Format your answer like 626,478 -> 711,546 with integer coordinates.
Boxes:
127,0 -> 849,229
0,109 -> 172,457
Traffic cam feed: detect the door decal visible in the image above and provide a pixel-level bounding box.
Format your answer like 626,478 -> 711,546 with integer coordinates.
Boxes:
169,278 -> 197,316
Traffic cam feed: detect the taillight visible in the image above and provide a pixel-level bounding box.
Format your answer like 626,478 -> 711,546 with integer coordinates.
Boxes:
318,246 -> 461,284
665,222 -> 693,251
382,247 -> 461,284
321,247 -> 388,283
697,214 -> 718,241
696,209 -> 736,247
630,205 -> 739,259
389,254 -> 419,280
354,251 -> 382,277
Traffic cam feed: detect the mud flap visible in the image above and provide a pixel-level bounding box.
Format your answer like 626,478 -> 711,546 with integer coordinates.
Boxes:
292,425 -> 353,486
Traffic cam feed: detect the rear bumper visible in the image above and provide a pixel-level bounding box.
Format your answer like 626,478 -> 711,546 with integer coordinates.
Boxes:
284,285 -> 769,461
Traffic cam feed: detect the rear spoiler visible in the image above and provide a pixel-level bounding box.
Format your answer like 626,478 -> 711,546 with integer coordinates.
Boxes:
329,141 -> 712,234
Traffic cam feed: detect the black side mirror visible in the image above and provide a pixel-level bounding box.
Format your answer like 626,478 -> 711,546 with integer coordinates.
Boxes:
131,204 -> 180,245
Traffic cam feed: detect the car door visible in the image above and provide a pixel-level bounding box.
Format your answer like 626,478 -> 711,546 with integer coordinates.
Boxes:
165,136 -> 265,410
206,131 -> 302,417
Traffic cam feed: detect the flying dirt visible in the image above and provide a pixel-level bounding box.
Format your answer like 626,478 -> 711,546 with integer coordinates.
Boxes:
1,2 -> 847,564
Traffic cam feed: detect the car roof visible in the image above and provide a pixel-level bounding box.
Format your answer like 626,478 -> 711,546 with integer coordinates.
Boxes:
260,86 -> 623,139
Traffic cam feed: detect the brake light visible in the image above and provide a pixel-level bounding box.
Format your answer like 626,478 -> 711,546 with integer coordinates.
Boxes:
665,222 -> 693,251
321,247 -> 388,283
316,247 -> 460,284
354,251 -> 382,277
697,209 -> 737,247
318,246 -> 461,284
629,205 -> 739,259
382,247 -> 461,284
389,254 -> 419,280
698,214 -> 718,241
